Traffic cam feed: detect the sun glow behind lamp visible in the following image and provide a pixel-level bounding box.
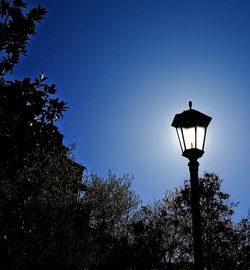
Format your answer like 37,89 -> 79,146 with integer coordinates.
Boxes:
171,101 -> 212,270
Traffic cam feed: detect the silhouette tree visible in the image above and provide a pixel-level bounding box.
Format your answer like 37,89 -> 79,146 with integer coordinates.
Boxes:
163,173 -> 247,269
0,1 -> 67,176
0,1 -> 85,269
130,191 -> 192,270
77,172 -> 140,270
127,173 -> 250,270
235,211 -> 250,269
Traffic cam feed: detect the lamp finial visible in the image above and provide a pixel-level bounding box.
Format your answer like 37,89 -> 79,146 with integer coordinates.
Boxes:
189,101 -> 192,110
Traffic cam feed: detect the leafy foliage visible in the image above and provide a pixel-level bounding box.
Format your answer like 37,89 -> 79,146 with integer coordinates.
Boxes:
0,1 -> 82,269
78,172 -> 140,270
127,173 -> 250,270
0,75 -> 67,172
0,0 -> 46,76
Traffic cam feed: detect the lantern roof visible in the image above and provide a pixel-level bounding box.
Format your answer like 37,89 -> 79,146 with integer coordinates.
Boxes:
171,102 -> 212,128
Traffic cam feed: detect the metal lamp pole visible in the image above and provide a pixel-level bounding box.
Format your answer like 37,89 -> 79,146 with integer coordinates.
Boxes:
171,102 -> 212,270
189,159 -> 203,270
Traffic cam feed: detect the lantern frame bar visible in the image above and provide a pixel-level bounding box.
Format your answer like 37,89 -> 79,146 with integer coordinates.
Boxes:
176,128 -> 184,153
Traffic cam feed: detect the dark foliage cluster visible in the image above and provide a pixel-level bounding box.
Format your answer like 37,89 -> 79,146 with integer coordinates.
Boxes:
0,0 -> 45,76
0,1 -> 250,269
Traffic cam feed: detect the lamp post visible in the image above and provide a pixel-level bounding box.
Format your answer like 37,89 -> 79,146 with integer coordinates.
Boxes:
171,101 -> 212,270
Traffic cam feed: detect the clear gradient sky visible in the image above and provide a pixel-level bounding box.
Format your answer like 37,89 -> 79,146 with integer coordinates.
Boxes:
12,0 -> 250,220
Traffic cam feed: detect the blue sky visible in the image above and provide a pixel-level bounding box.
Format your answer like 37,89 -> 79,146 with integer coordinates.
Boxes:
13,0 -> 250,220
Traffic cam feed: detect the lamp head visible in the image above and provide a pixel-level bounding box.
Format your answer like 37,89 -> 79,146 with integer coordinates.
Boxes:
172,102 -> 212,160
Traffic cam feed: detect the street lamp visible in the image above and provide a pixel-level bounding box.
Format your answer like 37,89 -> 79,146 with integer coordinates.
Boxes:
171,101 -> 212,270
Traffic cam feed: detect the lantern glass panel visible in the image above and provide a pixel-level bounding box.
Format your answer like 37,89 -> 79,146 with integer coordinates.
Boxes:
197,126 -> 206,150
177,127 -> 185,152
182,127 -> 195,150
